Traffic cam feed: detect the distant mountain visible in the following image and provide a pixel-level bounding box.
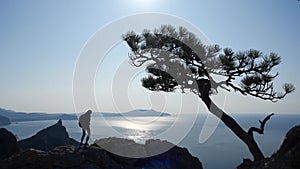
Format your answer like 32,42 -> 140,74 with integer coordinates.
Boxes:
0,115 -> 10,126
98,109 -> 171,117
97,112 -> 122,117
122,109 -> 171,117
0,108 -> 170,122
0,108 -> 77,122
18,119 -> 79,150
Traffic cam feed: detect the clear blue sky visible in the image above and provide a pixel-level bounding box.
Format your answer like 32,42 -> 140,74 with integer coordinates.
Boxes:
0,0 -> 299,113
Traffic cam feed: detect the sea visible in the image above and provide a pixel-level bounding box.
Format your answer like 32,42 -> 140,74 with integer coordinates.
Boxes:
3,113 -> 300,169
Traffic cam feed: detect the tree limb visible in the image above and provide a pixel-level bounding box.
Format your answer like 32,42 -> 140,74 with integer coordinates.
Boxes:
248,113 -> 274,136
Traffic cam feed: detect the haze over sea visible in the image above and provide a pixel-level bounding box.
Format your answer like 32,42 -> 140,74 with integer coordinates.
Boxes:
3,112 -> 299,169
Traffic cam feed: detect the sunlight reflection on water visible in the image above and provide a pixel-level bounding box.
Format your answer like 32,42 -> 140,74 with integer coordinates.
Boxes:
92,116 -> 177,143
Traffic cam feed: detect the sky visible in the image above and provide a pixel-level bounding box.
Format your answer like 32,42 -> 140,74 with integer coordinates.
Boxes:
0,0 -> 299,114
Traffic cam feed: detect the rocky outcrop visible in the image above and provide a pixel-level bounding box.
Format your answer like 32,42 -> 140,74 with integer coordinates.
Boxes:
277,124 -> 300,155
95,137 -> 176,158
0,128 -> 19,160
0,138 -> 203,169
0,115 -> 10,126
0,145 -> 123,169
18,119 -> 79,150
237,124 -> 300,169
96,137 -> 202,169
1,119 -> 202,169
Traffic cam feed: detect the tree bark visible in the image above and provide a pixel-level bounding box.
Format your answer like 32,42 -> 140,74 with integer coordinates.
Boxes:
248,113 -> 274,137
201,96 -> 265,161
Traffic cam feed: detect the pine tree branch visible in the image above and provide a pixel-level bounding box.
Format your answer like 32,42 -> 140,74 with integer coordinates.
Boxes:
248,113 -> 274,136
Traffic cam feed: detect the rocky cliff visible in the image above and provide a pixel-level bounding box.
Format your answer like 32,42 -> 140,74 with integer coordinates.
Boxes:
18,119 -> 79,150
237,124 -> 300,169
0,128 -> 19,160
0,140 -> 203,169
0,120 -> 203,169
95,137 -> 203,169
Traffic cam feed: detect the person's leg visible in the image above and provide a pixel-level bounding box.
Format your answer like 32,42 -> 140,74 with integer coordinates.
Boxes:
85,127 -> 91,145
80,128 -> 86,146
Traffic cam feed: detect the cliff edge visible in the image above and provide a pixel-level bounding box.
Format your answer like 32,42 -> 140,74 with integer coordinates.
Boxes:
237,124 -> 300,169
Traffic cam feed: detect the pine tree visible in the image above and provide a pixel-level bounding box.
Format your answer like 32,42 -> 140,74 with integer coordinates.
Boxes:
123,25 -> 295,161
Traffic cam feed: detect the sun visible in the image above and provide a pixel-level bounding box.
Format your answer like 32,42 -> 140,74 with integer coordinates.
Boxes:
130,0 -> 157,8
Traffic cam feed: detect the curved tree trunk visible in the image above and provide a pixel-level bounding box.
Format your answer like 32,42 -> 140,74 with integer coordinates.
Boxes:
201,96 -> 265,161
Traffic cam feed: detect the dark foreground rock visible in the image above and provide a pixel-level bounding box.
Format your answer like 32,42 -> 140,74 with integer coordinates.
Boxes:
237,124 -> 300,169
18,119 -> 79,150
95,137 -> 176,158
0,128 -> 19,160
0,141 -> 203,169
1,120 -> 202,169
96,137 -> 203,169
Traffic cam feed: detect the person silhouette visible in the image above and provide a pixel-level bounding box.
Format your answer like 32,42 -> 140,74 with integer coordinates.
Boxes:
78,110 -> 92,146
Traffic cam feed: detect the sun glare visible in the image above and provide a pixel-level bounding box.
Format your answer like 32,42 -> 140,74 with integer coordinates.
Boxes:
130,0 -> 157,8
